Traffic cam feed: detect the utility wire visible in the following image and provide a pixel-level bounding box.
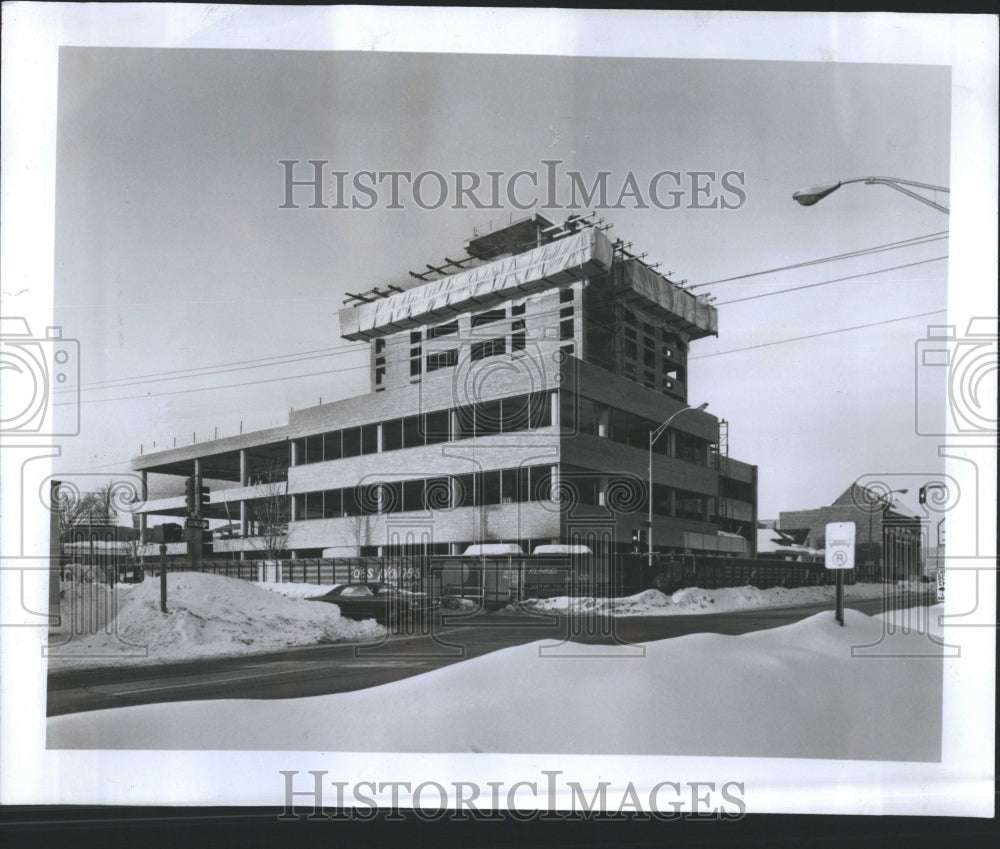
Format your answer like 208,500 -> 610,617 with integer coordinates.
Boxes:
687,231 -> 948,289
56,233 -> 946,396
714,256 -> 946,306
689,309 -> 946,360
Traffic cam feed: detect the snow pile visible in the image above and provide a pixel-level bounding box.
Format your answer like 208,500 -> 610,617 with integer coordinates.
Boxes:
48,605 -> 944,760
510,582 -> 895,616
252,581 -> 341,599
48,573 -> 384,667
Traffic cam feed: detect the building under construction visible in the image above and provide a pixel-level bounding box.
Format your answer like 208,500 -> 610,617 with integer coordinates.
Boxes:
132,214 -> 757,559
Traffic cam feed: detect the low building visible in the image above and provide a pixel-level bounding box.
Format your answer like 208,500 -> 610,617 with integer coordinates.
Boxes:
133,215 -> 758,560
779,483 -> 923,578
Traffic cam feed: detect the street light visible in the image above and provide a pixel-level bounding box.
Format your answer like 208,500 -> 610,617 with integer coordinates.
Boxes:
648,402 -> 709,567
793,176 -> 949,214
866,487 -> 908,581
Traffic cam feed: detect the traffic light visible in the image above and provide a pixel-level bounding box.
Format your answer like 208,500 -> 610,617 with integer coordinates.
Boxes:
198,480 -> 210,512
185,476 -> 197,515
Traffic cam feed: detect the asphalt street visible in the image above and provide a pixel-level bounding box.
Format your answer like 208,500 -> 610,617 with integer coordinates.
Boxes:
47,591 -> 936,717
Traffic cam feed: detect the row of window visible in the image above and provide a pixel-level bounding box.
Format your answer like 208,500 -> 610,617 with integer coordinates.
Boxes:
562,395 -> 712,465
396,295 -> 576,382
292,467 -> 714,521
294,465 -> 556,519
292,392 -> 555,465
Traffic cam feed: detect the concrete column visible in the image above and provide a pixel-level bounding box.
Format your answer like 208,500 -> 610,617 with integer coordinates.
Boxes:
239,449 -> 248,486
139,471 -> 148,544
290,439 -> 298,468
240,499 -> 248,539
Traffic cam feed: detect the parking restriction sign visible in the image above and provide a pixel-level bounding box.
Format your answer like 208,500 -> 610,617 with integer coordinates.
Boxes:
825,522 -> 856,570
825,522 -> 855,627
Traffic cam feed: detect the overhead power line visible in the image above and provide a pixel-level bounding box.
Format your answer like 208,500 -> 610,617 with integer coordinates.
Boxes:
687,231 -> 948,289
689,309 -> 946,360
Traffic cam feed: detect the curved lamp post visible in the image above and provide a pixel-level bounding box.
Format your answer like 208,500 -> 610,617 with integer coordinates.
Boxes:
793,176 -> 949,214
866,487 -> 908,580
648,402 -> 709,567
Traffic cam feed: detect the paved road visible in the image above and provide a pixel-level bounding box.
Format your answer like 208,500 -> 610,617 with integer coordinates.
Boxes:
47,591 -> 935,717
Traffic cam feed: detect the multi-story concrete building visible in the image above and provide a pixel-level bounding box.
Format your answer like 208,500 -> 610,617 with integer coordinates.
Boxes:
133,215 -> 757,559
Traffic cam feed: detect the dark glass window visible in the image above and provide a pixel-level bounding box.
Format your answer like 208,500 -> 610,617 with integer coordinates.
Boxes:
610,408 -> 627,443
472,308 -> 506,328
382,481 -> 402,514
455,473 -> 476,508
625,339 -> 638,360
426,349 -> 457,371
517,466 -> 532,502
402,415 -> 424,449
500,468 -> 518,503
323,489 -> 342,519
374,366 -> 385,385
341,487 -> 360,517
427,321 -> 458,339
410,358 -> 422,377
325,430 -> 342,461
481,471 -> 502,505
382,418 -> 403,452
511,302 -> 526,316
476,399 -> 503,435
531,466 -> 552,501
511,318 -> 526,352
529,392 -> 552,428
560,319 -> 574,341
424,409 -> 450,444
304,492 -> 323,520
305,434 -> 323,464
375,338 -> 385,353
361,424 -> 378,455
455,405 -> 476,440
471,337 -> 505,360
576,397 -> 597,435
342,427 -> 361,458
403,479 -> 425,512
560,288 -> 575,303
410,331 -> 422,344
503,394 -> 531,432
627,413 -> 647,448
644,348 -> 656,368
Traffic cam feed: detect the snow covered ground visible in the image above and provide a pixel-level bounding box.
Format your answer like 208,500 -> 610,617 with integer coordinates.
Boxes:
47,573 -> 384,668
47,574 -> 919,670
508,581 -> 905,616
48,604 -> 945,760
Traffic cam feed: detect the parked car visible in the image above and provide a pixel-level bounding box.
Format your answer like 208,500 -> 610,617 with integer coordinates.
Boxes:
307,583 -> 439,626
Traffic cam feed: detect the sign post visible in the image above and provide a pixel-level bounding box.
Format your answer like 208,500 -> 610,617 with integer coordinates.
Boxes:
159,543 -> 168,614
825,522 -> 855,626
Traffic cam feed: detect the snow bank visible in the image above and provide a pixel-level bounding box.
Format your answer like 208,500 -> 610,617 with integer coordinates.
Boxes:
48,605 -> 944,761
47,573 -> 384,668
252,581 -> 342,599
510,582 -> 893,616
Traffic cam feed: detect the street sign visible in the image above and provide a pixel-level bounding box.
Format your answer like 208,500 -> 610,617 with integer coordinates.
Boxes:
825,521 -> 855,628
185,518 -> 209,530
825,522 -> 856,570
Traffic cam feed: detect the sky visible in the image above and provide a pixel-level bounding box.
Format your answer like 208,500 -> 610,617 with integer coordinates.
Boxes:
52,49 -> 953,517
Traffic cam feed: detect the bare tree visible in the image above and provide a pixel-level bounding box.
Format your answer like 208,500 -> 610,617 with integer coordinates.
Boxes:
57,480 -> 120,533
247,463 -> 290,562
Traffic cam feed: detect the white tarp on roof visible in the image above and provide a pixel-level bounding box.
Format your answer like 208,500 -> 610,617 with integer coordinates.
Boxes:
340,227 -> 613,339
622,260 -> 718,338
